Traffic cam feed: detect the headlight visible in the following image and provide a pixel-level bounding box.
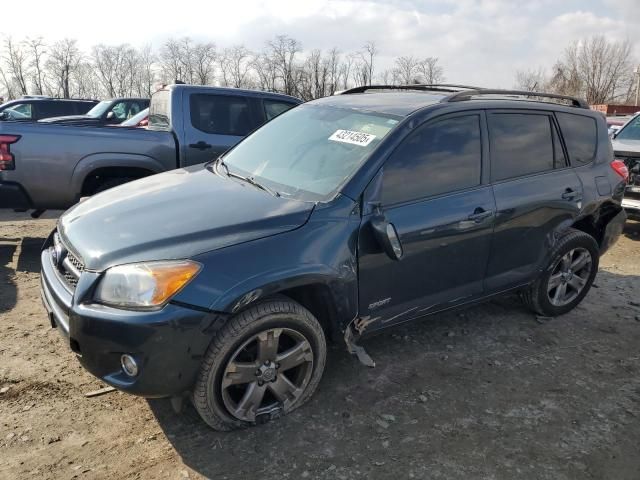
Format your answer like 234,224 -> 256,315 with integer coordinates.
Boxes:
94,260 -> 201,310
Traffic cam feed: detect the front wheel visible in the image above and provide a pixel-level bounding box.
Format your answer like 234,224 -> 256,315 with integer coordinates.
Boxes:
523,228 -> 599,317
192,297 -> 327,431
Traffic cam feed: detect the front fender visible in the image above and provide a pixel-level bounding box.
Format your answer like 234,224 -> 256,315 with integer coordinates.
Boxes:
174,195 -> 361,334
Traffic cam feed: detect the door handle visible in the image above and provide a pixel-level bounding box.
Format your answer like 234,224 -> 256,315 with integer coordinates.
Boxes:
467,208 -> 493,223
561,188 -> 582,201
189,141 -> 212,150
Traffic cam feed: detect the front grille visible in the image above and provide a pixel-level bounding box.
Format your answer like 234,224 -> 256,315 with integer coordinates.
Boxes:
52,233 -> 85,291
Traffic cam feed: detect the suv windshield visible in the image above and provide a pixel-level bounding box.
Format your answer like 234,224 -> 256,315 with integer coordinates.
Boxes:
86,101 -> 111,118
219,104 -> 400,201
616,115 -> 640,141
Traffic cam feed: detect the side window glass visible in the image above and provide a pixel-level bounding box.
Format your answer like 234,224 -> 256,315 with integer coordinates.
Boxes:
556,112 -> 597,165
190,94 -> 254,136
6,103 -> 32,119
488,113 -> 554,181
110,101 -> 129,120
264,100 -> 296,121
382,114 -> 482,205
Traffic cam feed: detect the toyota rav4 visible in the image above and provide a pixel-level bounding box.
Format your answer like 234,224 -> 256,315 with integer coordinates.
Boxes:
40,85 -> 627,431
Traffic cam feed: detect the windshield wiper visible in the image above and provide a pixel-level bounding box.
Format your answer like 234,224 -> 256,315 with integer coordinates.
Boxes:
217,157 -> 280,197
217,156 -> 230,176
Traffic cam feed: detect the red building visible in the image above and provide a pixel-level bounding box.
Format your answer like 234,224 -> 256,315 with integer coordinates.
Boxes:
591,104 -> 639,116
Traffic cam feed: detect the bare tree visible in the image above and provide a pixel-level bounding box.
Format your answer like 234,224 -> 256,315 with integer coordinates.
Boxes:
0,66 -> 16,100
193,42 -> 216,85
252,52 -> 278,92
514,68 -> 548,91
394,55 -> 420,84
416,57 -> 444,84
3,37 -> 30,95
46,38 -> 81,98
26,37 -> 47,94
266,35 -> 302,95
135,45 -> 157,97
219,45 -> 252,88
533,36 -> 634,104
92,44 -> 124,97
338,53 -> 357,90
360,41 -> 377,86
159,38 -> 183,84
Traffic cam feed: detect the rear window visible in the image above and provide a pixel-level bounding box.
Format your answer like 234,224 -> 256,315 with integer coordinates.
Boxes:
556,112 -> 597,165
149,90 -> 170,129
190,94 -> 255,136
264,100 -> 296,121
488,113 -> 556,181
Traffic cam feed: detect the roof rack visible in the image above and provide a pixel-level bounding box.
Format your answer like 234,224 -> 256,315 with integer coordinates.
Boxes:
444,89 -> 589,109
339,84 -> 480,95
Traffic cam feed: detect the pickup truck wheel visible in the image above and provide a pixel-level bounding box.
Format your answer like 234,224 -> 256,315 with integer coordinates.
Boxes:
192,297 -> 327,431
93,177 -> 135,194
523,228 -> 599,317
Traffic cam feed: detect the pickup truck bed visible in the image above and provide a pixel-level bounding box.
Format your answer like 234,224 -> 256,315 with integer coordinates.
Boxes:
0,122 -> 176,210
0,85 -> 300,212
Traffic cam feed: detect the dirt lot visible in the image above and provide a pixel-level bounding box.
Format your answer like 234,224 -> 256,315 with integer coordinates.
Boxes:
1,210 -> 640,480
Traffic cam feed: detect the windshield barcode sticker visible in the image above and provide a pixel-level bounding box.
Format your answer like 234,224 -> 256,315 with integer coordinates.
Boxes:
329,129 -> 376,146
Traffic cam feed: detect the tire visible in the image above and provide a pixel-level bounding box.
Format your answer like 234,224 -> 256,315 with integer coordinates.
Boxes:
93,177 -> 135,194
192,297 -> 327,431
523,228 -> 599,317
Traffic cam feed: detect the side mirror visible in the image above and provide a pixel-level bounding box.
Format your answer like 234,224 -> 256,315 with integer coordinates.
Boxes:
631,163 -> 640,174
106,111 -> 115,121
0,112 -> 6,120
370,211 -> 403,261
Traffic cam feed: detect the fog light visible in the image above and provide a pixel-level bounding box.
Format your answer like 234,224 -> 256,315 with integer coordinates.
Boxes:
121,354 -> 139,377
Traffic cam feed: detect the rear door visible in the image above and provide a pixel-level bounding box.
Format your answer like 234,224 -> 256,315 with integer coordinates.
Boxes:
182,92 -> 261,167
358,112 -> 496,329
484,110 -> 583,292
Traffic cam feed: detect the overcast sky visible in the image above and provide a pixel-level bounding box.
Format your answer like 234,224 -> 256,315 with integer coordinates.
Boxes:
2,0 -> 639,87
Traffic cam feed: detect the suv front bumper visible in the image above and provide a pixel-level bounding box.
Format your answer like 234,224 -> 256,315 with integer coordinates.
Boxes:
40,246 -> 225,398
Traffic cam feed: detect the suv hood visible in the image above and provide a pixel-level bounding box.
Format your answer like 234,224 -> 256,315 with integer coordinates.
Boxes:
612,138 -> 640,154
58,165 -> 315,271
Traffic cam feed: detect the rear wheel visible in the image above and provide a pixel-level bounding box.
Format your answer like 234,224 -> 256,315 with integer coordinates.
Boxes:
523,229 -> 599,317
192,297 -> 327,431
93,177 -> 135,194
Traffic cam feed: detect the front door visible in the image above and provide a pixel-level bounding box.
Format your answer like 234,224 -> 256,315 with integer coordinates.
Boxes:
358,112 -> 495,330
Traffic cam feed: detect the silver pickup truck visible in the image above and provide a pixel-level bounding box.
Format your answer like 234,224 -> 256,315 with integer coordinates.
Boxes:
0,84 -> 300,212
611,113 -> 640,220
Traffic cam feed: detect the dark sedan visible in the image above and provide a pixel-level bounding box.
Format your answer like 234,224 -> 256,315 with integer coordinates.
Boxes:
40,98 -> 149,126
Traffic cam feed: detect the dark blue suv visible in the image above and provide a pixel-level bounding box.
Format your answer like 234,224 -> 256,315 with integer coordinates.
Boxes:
40,85 -> 628,430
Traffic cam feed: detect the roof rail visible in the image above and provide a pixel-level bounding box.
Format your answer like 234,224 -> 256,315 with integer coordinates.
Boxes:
338,84 -> 480,95
445,89 -> 589,109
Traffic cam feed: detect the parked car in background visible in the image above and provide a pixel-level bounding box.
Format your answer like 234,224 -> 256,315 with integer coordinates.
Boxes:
40,97 -> 150,126
0,98 -> 98,121
0,84 -> 301,211
607,116 -> 632,137
39,86 -> 626,431
118,107 -> 149,127
611,113 -> 640,220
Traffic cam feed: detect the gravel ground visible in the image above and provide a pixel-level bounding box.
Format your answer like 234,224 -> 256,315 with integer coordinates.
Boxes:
1,210 -> 639,480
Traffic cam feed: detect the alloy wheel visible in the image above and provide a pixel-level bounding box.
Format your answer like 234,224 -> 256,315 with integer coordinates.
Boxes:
547,247 -> 592,307
220,328 -> 314,422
